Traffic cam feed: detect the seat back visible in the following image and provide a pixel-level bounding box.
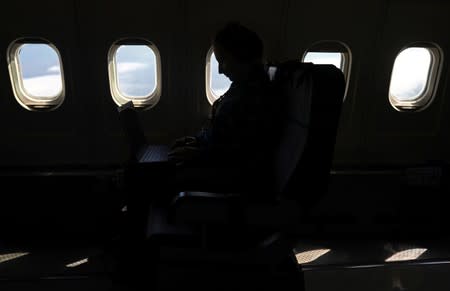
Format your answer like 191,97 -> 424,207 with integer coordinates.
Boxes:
271,61 -> 345,212
117,101 -> 148,163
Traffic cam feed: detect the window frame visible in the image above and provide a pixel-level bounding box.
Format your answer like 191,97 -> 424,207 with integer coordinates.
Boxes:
301,41 -> 352,100
7,38 -> 66,111
108,38 -> 162,109
388,43 -> 443,112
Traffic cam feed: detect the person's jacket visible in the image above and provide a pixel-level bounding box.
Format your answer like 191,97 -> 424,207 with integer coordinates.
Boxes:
195,65 -> 279,172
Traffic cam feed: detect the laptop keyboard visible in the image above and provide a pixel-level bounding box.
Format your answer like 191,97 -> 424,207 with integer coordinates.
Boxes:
139,145 -> 169,162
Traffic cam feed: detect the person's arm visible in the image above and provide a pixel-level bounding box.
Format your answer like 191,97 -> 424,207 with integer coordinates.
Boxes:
170,136 -> 198,150
168,145 -> 201,166
206,94 -> 244,158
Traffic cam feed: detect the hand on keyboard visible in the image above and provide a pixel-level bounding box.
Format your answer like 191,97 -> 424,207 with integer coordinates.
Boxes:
170,136 -> 198,150
168,145 -> 200,166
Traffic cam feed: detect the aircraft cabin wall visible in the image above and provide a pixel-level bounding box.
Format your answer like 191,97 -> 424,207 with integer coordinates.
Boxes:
0,0 -> 449,168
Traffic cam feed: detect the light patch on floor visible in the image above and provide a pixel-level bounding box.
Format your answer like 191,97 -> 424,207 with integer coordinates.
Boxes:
66,258 -> 89,268
0,252 -> 29,264
295,249 -> 331,264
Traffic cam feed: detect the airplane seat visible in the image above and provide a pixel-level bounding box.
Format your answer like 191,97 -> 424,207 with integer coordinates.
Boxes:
278,62 -> 345,213
119,61 -> 345,290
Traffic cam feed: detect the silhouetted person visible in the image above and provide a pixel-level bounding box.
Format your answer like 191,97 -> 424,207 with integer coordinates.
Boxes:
112,23 -> 280,290
169,22 -> 279,193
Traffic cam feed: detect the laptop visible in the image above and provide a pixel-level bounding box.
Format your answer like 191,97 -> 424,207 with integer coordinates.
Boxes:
117,101 -> 169,163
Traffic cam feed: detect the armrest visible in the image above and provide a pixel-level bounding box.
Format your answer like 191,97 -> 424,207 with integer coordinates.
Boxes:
169,191 -> 243,225
169,191 -> 302,231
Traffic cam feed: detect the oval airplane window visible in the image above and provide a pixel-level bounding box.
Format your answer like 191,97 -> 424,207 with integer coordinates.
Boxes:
108,39 -> 162,109
389,44 -> 442,111
206,48 -> 232,105
8,40 -> 65,111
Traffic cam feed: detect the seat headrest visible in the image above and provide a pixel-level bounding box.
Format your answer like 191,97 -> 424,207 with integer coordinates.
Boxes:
271,61 -> 314,127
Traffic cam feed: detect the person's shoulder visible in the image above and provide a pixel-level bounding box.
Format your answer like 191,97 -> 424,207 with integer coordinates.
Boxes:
249,78 -> 273,98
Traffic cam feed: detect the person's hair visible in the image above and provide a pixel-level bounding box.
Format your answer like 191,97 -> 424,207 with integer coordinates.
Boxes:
213,22 -> 264,64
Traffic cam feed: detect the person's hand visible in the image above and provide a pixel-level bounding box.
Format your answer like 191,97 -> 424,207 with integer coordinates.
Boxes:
168,145 -> 201,165
171,136 -> 197,150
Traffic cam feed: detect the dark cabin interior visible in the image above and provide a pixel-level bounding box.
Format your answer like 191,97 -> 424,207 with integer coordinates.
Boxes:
0,0 -> 450,290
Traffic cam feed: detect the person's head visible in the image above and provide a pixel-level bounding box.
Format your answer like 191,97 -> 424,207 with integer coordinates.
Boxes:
213,22 -> 264,82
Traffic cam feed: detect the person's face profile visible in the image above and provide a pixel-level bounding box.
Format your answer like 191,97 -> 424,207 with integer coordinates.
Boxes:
213,46 -> 224,69
213,44 -> 232,80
